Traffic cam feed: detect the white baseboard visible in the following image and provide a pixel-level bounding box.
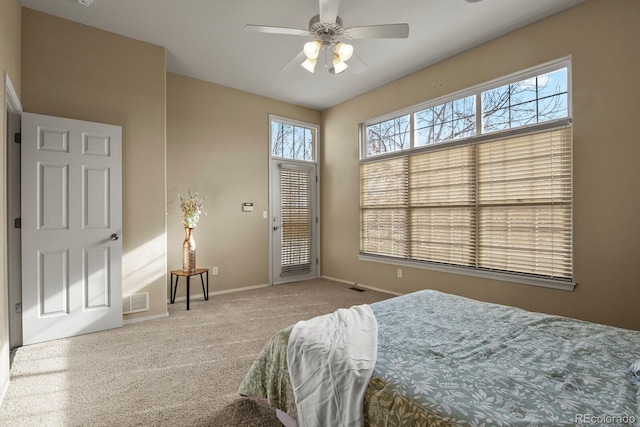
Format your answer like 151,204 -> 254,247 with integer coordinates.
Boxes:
123,311 -> 169,325
0,376 -> 9,407
320,275 -> 353,285
169,283 -> 271,303
321,275 -> 402,296
209,283 -> 271,296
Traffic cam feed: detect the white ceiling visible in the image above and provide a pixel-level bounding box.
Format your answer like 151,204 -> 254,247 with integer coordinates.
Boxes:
19,0 -> 585,111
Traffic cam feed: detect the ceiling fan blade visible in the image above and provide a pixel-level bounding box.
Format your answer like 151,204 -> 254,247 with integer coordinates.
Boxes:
281,50 -> 308,72
319,0 -> 341,24
244,24 -> 310,36
344,23 -> 409,39
347,52 -> 368,75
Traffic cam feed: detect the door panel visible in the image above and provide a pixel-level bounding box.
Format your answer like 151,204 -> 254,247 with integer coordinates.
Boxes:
39,163 -> 69,229
22,112 -> 122,345
38,250 -> 68,316
271,161 -> 317,284
85,247 -> 110,309
84,166 -> 110,228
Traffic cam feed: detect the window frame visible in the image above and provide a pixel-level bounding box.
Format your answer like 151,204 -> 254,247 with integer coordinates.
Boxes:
270,115 -> 319,163
361,58 -> 572,160
358,58 -> 574,291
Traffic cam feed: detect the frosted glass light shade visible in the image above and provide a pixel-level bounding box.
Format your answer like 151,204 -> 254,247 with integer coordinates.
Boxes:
302,57 -> 317,73
335,42 -> 353,61
303,40 -> 321,59
333,54 -> 348,74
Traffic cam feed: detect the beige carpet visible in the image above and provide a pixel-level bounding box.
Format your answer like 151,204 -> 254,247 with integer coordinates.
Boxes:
0,278 -> 391,426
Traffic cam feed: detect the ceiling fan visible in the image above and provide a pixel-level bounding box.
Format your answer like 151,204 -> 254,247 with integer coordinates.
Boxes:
244,0 -> 409,74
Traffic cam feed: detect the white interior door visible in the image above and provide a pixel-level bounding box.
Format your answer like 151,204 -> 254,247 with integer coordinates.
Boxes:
271,161 -> 317,284
21,113 -> 122,345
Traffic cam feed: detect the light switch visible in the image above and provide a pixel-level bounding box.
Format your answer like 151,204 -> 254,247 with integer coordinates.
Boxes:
263,211 -> 268,219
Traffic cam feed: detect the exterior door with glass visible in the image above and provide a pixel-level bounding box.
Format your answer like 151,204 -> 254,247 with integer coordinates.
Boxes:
271,162 -> 317,284
269,116 -> 319,285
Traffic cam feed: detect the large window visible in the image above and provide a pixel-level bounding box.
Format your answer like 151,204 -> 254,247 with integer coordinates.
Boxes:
360,59 -> 573,289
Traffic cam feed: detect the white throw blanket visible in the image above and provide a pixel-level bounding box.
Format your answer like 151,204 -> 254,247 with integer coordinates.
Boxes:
287,304 -> 378,427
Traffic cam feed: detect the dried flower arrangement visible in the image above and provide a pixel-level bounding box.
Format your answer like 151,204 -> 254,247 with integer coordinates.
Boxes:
179,187 -> 206,228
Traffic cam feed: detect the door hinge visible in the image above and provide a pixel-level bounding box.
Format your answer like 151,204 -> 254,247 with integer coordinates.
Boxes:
15,302 -> 21,314
14,133 -> 21,144
14,218 -> 21,228
316,258 -> 319,265
316,217 -> 318,224
315,175 -> 318,183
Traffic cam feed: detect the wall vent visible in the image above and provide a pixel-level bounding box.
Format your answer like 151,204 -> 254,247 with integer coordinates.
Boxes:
123,292 -> 149,314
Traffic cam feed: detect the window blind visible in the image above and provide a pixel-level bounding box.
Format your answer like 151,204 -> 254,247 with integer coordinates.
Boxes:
477,127 -> 572,279
360,157 -> 408,258
360,126 -> 572,281
280,166 -> 313,275
409,145 -> 477,266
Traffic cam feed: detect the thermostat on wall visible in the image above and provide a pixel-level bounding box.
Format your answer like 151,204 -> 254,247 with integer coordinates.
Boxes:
242,203 -> 254,212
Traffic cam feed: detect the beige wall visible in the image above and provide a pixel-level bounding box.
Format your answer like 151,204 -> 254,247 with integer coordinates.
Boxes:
21,9 -> 168,321
7,1 -> 638,341
321,0 -> 640,330
166,73 -> 321,297
0,0 -> 22,400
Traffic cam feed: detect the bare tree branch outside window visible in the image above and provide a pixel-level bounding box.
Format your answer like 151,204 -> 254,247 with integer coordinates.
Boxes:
483,68 -> 568,133
365,68 -> 568,156
272,121 -> 315,161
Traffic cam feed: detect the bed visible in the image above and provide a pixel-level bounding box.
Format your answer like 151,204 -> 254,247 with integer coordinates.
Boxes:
239,290 -> 640,426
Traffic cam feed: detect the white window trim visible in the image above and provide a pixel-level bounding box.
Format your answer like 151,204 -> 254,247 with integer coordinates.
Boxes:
358,254 -> 575,291
270,114 -> 319,164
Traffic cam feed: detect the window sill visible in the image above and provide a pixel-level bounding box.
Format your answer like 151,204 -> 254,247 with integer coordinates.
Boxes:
358,254 -> 575,291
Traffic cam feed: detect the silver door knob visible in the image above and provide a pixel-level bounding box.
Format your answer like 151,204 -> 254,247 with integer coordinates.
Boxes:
111,234 -> 120,241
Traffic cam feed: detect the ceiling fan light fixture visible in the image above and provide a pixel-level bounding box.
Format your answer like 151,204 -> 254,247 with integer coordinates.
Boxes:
332,54 -> 348,74
301,57 -> 317,73
335,42 -> 353,61
303,40 -> 322,59
245,0 -> 410,76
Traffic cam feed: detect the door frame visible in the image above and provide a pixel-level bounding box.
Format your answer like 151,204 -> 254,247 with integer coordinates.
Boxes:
4,73 -> 23,350
268,114 -> 321,285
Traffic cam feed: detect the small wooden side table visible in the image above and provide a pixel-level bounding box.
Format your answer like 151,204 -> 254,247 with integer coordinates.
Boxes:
170,268 -> 209,310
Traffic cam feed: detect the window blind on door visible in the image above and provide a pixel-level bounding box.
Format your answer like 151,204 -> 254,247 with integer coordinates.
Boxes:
280,166 -> 313,276
360,125 -> 572,281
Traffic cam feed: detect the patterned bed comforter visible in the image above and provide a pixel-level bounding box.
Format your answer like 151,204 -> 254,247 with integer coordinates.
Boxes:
239,290 -> 640,426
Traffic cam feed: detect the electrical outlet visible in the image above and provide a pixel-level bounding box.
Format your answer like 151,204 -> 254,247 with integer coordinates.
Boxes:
397,269 -> 403,279
212,267 -> 219,276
